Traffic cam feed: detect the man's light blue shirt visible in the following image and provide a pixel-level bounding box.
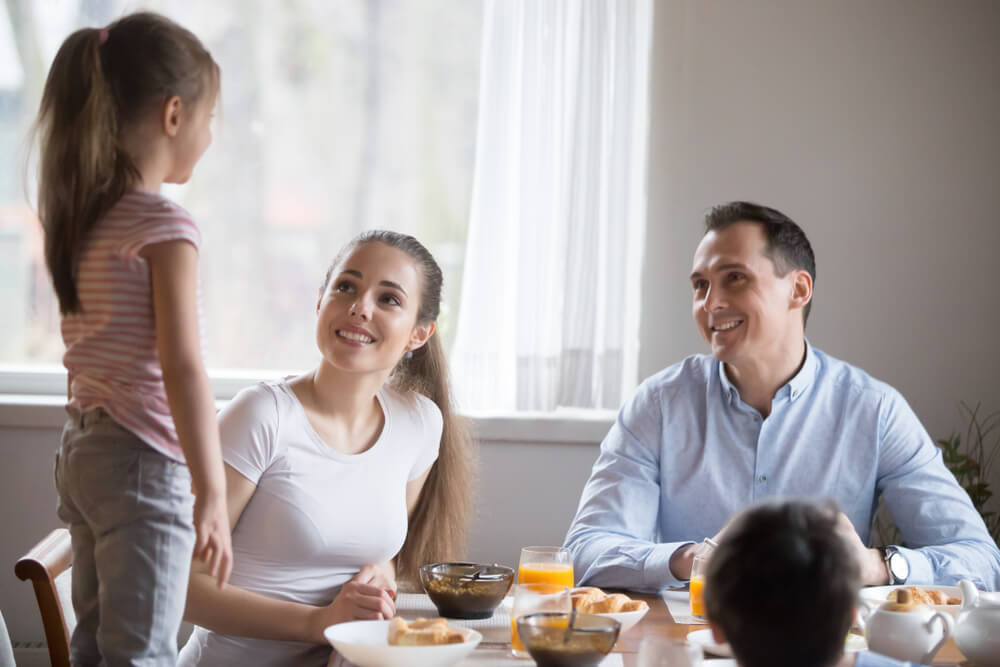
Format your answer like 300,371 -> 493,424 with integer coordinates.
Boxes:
564,344 -> 1000,592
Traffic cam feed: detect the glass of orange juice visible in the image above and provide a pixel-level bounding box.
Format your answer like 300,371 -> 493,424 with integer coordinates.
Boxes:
689,554 -> 709,619
518,546 -> 574,587
510,583 -> 571,658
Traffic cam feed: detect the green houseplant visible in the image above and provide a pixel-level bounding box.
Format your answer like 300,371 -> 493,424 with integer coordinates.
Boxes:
935,402 -> 1000,543
873,402 -> 1000,548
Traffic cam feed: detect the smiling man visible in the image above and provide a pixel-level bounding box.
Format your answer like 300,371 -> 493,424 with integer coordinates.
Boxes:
564,201 -> 1000,593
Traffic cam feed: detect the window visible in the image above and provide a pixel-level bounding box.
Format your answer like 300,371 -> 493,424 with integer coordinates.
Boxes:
1,0 -> 652,413
0,0 -> 481,377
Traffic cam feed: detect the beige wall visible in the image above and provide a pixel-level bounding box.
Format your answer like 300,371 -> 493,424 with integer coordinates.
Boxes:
642,0 -> 1000,448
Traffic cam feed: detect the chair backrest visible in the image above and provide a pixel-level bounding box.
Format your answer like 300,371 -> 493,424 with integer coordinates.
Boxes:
15,528 -> 72,667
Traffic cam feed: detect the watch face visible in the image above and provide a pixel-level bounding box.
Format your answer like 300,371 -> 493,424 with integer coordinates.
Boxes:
889,551 -> 909,583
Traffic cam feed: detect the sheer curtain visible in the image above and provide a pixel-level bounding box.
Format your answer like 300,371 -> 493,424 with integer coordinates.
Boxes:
451,0 -> 652,412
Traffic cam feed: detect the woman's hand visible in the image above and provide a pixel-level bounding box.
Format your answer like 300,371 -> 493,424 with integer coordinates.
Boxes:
354,562 -> 397,599
308,567 -> 397,642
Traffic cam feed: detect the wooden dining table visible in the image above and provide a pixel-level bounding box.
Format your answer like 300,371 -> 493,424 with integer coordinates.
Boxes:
395,591 -> 969,666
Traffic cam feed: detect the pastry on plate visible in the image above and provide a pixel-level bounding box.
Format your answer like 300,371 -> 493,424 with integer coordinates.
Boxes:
387,617 -> 467,646
570,587 -> 649,613
886,586 -> 960,606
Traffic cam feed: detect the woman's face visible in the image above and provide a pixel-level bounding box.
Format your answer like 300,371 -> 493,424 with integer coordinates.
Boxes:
315,242 -> 434,375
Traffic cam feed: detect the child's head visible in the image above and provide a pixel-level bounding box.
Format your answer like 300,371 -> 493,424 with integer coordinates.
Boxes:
35,11 -> 220,314
704,500 -> 860,667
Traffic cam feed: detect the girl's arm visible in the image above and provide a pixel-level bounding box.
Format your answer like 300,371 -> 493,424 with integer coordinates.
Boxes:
145,240 -> 232,585
185,464 -> 396,643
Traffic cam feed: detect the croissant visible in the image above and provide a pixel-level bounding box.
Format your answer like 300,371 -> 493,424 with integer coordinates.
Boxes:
886,587 -> 960,607
570,587 -> 605,610
570,587 -> 650,613
387,617 -> 467,646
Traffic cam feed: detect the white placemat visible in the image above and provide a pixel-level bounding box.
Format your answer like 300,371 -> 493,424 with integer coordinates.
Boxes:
396,593 -> 512,631
660,589 -> 707,625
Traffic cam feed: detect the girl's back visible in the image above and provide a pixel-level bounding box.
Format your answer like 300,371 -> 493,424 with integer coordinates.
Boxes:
63,190 -> 202,461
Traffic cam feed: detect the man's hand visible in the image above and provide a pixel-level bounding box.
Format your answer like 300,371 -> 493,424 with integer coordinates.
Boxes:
668,521 -> 732,580
833,511 -> 890,586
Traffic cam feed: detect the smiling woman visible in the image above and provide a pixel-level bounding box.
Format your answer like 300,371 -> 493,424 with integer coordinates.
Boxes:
179,230 -> 476,667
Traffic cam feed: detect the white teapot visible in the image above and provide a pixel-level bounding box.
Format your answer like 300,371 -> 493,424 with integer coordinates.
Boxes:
858,588 -> 953,664
954,579 -> 1000,667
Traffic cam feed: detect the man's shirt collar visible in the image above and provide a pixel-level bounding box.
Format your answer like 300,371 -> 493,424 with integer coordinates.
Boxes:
718,339 -> 817,406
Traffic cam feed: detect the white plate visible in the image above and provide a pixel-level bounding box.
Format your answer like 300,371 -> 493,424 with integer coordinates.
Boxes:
324,620 -> 482,667
859,585 -> 962,618
593,606 -> 649,633
686,628 -> 732,657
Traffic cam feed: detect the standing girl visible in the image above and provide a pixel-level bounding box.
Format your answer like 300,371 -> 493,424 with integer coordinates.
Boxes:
35,12 -> 232,666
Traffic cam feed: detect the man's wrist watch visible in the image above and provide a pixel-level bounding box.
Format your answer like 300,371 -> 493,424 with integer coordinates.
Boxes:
880,546 -> 909,585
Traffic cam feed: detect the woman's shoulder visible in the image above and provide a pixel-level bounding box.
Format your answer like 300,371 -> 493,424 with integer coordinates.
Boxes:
381,386 -> 443,433
223,379 -> 298,425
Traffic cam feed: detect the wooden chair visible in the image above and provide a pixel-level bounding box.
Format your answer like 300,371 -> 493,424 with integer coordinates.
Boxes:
15,528 -> 73,667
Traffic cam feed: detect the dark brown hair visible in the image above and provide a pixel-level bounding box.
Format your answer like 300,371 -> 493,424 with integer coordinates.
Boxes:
35,11 -> 220,314
324,230 -> 477,583
704,500 -> 859,667
705,201 -> 817,326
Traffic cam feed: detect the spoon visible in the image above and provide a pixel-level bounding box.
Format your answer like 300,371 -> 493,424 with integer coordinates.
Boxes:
466,563 -> 502,581
563,606 -> 578,644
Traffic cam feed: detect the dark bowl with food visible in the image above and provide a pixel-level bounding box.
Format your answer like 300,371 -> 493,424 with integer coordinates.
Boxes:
516,612 -> 620,667
419,562 -> 515,619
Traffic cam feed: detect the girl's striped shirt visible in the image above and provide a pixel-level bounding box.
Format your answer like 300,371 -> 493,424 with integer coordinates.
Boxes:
62,190 -> 205,461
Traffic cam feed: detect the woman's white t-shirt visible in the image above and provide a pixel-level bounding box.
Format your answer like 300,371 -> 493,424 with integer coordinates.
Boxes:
180,379 -> 442,667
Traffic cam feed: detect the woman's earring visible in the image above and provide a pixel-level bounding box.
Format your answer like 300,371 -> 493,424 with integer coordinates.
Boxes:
405,349 -> 413,359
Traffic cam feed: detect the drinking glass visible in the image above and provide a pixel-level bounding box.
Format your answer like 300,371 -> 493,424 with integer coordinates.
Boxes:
510,583 -> 571,658
637,637 -> 704,666
689,554 -> 709,619
518,546 -> 574,587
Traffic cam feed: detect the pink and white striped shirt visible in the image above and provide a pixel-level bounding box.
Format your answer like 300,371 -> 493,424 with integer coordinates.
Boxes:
62,190 -> 205,461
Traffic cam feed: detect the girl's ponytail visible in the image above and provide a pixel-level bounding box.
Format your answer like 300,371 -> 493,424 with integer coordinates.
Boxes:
36,27 -> 135,314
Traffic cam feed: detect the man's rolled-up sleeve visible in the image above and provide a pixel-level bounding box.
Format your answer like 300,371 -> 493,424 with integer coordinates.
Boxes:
878,390 -> 1000,591
563,382 -> 690,592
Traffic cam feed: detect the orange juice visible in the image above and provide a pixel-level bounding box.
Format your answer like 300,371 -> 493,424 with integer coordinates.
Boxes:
518,563 -> 574,587
511,583 -> 571,656
512,612 -> 568,652
511,618 -> 525,653
689,575 -> 706,617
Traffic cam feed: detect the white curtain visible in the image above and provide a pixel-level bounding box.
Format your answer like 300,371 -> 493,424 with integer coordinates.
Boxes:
451,0 -> 652,412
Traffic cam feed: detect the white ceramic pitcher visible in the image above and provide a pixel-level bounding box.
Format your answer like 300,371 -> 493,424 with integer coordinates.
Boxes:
954,579 -> 1000,667
858,589 -> 953,664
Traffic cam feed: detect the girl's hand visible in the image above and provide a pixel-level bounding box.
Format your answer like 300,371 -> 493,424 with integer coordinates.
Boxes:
193,490 -> 233,588
309,575 -> 396,642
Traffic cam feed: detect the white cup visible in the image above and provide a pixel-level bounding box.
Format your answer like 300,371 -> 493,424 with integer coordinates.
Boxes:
637,637 -> 704,667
